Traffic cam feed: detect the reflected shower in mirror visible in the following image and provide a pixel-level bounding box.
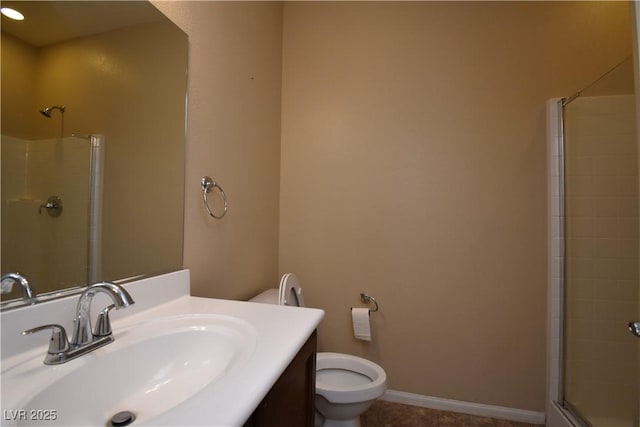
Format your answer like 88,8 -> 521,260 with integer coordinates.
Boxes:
1,1 -> 187,307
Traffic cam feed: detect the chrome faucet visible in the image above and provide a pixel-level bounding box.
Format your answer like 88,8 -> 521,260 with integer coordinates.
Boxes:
22,282 -> 135,365
70,282 -> 135,346
1,272 -> 36,303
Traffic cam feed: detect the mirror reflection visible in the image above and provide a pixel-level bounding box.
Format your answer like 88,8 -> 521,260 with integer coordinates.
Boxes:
1,1 -> 187,306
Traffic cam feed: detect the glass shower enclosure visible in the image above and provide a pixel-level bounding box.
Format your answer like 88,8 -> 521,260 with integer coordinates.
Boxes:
561,57 -> 638,427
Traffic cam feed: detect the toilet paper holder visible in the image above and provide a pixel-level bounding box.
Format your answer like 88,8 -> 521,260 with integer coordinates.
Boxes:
358,293 -> 379,313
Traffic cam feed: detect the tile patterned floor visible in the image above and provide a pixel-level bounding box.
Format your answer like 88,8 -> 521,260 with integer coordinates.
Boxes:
360,401 -> 544,427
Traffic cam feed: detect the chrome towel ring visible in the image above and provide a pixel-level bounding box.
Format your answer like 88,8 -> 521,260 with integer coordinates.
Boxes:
201,176 -> 228,219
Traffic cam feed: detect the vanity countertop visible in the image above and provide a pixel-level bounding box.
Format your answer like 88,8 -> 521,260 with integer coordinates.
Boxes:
1,270 -> 324,426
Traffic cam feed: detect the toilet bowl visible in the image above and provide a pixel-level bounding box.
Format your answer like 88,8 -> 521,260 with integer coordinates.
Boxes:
315,352 -> 387,427
249,273 -> 387,427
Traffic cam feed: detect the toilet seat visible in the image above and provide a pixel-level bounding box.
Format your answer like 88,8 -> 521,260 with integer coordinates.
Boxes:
315,352 -> 387,404
279,273 -> 305,307
248,273 -> 305,307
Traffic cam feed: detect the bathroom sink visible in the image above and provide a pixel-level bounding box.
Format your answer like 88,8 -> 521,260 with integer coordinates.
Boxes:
5,314 -> 256,426
1,272 -> 324,426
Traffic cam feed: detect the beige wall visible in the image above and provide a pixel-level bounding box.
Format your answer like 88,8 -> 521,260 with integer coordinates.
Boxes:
279,1 -> 631,412
156,0 -> 631,414
152,1 -> 283,300
1,34 -> 38,140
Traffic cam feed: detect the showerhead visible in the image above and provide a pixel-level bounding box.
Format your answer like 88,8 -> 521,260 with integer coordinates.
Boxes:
40,105 -> 65,118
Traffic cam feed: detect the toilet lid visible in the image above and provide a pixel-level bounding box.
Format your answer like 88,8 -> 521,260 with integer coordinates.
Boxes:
279,273 -> 305,307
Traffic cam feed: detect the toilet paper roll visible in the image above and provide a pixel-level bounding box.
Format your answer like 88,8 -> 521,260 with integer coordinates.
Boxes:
351,308 -> 371,341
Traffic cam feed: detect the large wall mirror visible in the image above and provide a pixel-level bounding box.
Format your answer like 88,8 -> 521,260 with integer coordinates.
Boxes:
1,1 -> 187,307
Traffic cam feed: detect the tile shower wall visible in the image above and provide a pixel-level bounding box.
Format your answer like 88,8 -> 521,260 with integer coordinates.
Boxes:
1,136 -> 90,294
563,94 -> 638,423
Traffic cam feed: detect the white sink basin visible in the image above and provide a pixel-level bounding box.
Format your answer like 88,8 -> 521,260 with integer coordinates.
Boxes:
5,314 -> 256,426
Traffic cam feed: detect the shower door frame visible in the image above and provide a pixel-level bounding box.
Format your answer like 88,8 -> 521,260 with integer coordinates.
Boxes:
546,98 -> 575,427
87,134 -> 104,285
634,3 -> 640,426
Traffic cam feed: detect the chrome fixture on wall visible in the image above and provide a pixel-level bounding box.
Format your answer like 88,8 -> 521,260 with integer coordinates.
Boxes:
359,293 -> 379,312
39,105 -> 65,118
201,176 -> 228,219
39,196 -> 63,217
39,105 -> 66,138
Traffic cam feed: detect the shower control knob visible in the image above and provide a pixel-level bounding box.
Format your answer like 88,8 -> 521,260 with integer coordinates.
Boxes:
628,321 -> 640,338
39,196 -> 63,217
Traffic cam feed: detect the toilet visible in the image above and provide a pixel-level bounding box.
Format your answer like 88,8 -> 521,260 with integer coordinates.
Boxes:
250,273 -> 387,427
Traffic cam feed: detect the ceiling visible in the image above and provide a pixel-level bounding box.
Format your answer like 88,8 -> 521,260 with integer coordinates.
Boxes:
1,1 -> 165,47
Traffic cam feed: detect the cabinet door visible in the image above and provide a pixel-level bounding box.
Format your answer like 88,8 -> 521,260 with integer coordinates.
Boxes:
245,331 -> 317,427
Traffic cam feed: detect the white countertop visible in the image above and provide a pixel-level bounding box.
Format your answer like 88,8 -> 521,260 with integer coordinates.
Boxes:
0,270 -> 324,426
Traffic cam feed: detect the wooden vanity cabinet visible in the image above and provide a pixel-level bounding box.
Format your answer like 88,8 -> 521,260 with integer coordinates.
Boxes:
243,330 -> 317,427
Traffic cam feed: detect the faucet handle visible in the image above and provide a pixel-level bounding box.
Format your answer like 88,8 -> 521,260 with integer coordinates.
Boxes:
93,304 -> 116,337
22,324 -> 70,354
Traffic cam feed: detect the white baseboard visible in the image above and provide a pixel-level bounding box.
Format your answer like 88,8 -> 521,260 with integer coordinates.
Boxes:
382,390 -> 546,425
